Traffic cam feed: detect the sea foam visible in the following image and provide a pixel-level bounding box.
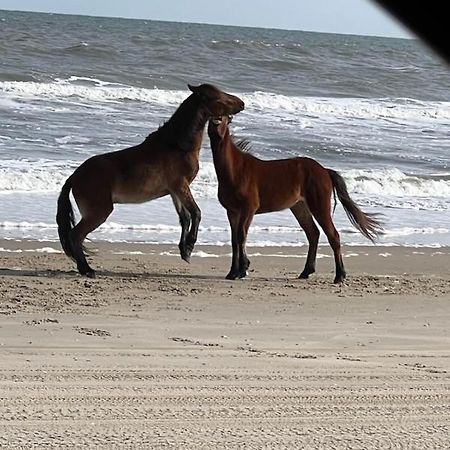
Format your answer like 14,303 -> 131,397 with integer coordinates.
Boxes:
2,160 -> 450,211
2,79 -> 450,125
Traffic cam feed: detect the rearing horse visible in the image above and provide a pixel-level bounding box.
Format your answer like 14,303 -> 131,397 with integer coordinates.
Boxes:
207,115 -> 382,283
57,84 -> 244,277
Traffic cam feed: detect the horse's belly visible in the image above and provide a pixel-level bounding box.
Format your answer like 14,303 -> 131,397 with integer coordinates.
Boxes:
112,188 -> 168,204
112,170 -> 170,203
257,194 -> 305,214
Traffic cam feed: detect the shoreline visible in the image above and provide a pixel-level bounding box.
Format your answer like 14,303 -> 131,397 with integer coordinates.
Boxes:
1,238 -> 450,448
2,238 -> 450,276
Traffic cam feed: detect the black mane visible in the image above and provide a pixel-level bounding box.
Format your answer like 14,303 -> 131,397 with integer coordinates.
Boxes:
151,94 -> 208,152
233,137 -> 253,153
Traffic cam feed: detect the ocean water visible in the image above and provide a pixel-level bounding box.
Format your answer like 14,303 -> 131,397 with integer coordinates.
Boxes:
1,9 -> 450,248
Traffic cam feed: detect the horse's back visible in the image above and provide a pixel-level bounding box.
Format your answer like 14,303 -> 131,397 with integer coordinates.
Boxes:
71,136 -> 200,206
296,157 -> 332,183
251,155 -> 316,182
248,156 -> 332,212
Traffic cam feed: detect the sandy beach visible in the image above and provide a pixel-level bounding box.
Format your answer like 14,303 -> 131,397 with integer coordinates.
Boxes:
0,239 -> 449,449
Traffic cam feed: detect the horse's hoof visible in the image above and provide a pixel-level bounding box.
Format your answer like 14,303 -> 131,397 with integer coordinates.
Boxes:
238,270 -> 248,279
299,268 -> 315,279
180,247 -> 191,263
79,266 -> 96,278
180,245 -> 193,263
333,276 -> 345,284
226,272 -> 238,280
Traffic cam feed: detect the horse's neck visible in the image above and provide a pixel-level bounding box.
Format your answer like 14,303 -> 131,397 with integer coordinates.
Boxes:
159,95 -> 208,152
212,134 -> 240,180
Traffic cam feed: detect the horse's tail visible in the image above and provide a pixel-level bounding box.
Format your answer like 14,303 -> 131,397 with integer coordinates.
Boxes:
327,169 -> 383,242
56,176 -> 76,260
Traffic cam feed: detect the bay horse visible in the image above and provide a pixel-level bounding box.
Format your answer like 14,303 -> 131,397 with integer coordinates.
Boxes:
207,115 -> 382,283
57,84 -> 244,277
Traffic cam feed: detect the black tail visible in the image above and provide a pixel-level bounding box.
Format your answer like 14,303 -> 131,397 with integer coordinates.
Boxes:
56,176 -> 76,260
327,169 -> 383,242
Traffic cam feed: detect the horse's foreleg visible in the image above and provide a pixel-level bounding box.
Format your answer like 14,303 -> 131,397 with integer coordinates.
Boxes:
236,207 -> 255,279
172,185 -> 201,263
171,194 -> 192,262
226,210 -> 240,279
239,214 -> 253,278
290,202 -> 320,279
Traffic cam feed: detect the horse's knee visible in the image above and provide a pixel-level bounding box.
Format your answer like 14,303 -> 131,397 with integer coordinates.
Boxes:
178,207 -> 191,227
191,206 -> 201,225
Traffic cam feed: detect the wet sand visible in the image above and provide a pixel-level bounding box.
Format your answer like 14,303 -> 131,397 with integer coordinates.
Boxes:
1,239 -> 449,449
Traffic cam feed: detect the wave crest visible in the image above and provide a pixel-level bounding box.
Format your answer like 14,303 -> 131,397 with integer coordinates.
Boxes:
2,78 -> 450,123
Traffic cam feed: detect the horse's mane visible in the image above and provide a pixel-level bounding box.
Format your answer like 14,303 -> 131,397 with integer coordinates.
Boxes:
233,137 -> 253,153
151,94 -> 207,152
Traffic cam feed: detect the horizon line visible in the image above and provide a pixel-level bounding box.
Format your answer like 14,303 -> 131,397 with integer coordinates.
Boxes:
0,7 -> 413,40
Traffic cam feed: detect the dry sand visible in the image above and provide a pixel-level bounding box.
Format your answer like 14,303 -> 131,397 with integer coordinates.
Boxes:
0,239 -> 449,449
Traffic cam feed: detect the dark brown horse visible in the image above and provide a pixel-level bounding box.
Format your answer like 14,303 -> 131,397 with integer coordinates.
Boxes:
57,84 -> 244,277
207,116 -> 382,283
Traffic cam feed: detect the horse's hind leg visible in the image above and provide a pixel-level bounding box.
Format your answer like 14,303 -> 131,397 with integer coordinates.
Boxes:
70,206 -> 113,278
323,221 -> 345,284
290,201 -> 320,279
308,197 -> 345,284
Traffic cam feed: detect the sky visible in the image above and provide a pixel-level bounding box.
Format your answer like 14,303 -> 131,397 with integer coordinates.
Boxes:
0,0 -> 412,39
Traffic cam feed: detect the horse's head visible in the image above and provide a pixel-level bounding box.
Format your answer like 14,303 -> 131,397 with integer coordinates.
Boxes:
207,115 -> 232,142
188,84 -> 244,117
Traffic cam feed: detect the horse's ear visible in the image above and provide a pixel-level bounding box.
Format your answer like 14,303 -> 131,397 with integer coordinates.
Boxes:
188,84 -> 198,93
